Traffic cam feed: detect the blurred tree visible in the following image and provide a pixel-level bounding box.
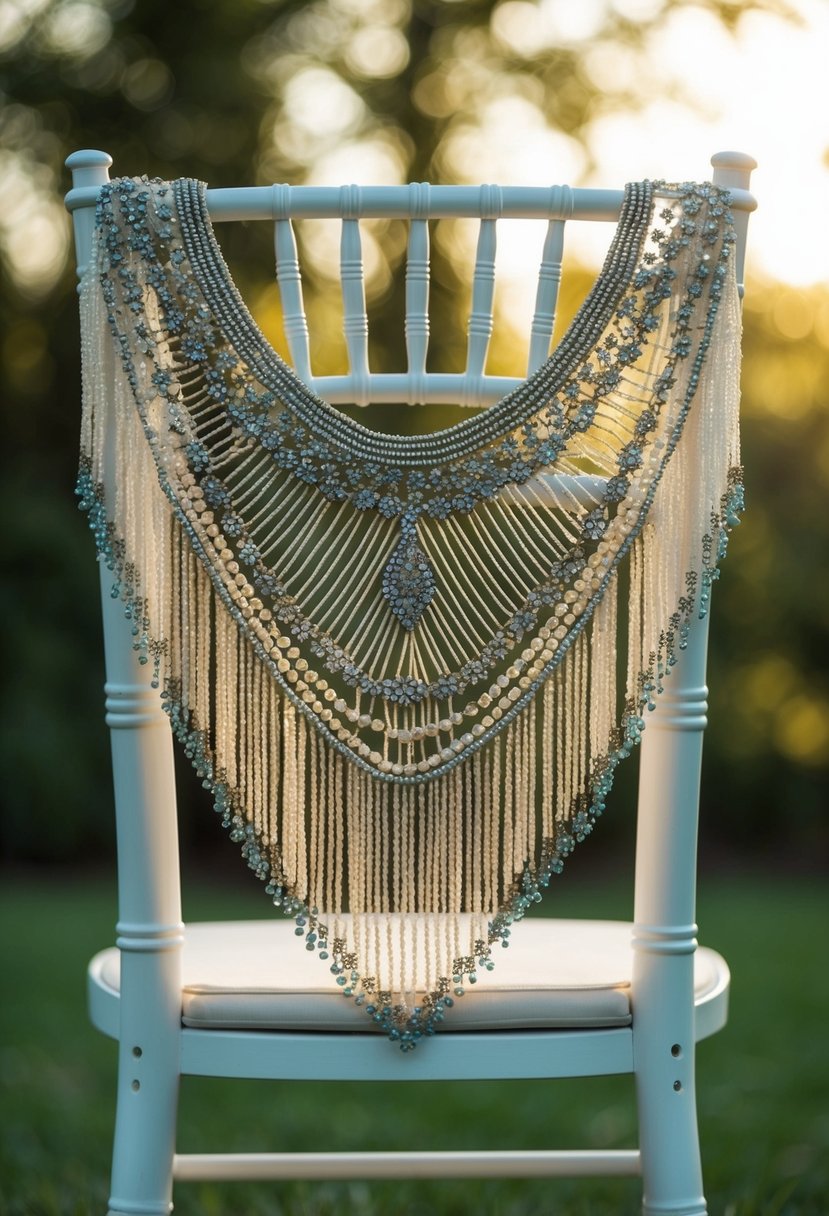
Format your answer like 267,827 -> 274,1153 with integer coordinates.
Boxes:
704,284 -> 829,864
1,0 -> 824,867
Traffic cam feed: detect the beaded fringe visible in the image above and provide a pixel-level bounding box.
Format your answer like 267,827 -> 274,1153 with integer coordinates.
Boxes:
78,186 -> 742,1046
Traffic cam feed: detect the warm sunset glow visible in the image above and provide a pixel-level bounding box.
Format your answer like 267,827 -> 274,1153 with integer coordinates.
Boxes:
456,0 -> 829,289
256,0 -> 829,338
2,0 -> 826,298
583,0 -> 829,288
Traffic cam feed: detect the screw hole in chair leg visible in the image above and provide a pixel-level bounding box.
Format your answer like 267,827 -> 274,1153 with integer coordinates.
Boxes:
132,1045 -> 143,1058
671,1043 -> 682,1058
131,1079 -> 140,1092
673,1080 -> 682,1092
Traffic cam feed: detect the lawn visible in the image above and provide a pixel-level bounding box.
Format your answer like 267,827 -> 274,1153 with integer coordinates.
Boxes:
0,868 -> 826,1215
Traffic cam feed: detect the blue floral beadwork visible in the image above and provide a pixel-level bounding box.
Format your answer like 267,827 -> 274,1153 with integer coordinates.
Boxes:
382,513 -> 437,630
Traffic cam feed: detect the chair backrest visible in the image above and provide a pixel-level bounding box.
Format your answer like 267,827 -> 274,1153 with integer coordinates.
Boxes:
66,150 -> 756,1047
210,181 -> 632,409
67,152 -> 755,408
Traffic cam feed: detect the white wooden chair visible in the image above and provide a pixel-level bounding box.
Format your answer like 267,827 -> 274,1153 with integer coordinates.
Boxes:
65,148 -> 756,1216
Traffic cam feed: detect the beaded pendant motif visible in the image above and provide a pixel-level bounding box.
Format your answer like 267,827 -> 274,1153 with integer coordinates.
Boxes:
78,175 -> 742,1048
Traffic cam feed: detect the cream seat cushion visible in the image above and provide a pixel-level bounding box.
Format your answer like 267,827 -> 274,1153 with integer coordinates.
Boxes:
98,918 -> 722,1033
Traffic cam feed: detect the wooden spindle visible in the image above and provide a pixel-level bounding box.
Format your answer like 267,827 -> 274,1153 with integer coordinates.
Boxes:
272,184 -> 313,384
339,185 -> 370,405
405,182 -> 431,404
464,185 -> 502,401
528,219 -> 566,373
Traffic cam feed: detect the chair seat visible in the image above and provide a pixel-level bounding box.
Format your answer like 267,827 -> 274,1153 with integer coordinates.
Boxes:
94,918 -> 725,1033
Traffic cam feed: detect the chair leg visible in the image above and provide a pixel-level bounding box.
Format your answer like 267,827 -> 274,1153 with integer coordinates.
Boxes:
635,1038 -> 707,1215
106,1033 -> 180,1216
105,941 -> 183,1216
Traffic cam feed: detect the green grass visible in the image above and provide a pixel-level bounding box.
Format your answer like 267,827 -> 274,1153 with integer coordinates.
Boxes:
0,869 -> 826,1215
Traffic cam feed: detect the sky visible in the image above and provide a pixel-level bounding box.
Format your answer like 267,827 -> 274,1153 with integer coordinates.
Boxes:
570,0 -> 829,288
441,0 -> 829,290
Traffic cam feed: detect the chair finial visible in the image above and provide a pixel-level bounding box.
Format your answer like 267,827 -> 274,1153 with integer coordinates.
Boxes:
711,151 -> 758,194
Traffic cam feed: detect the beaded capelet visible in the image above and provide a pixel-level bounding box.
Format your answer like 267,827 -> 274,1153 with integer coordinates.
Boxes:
78,176 -> 742,1049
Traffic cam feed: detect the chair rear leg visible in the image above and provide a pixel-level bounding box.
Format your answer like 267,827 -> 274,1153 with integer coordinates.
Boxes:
105,942 -> 183,1216
636,1056 -> 707,1215
633,958 -> 707,1216
106,1033 -> 180,1216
